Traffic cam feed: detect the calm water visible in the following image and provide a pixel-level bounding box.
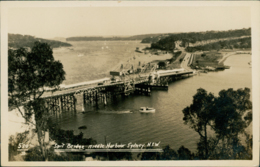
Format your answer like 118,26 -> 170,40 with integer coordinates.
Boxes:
53,41 -> 150,85
53,41 -> 252,152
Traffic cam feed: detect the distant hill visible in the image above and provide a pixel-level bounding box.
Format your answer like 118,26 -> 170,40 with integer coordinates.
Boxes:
51,37 -> 67,42
142,28 -> 251,44
66,33 -> 172,41
140,34 -> 173,43
148,28 -> 251,51
185,37 -> 251,52
8,34 -> 72,49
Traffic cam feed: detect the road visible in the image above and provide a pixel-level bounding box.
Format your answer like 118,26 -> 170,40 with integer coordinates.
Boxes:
180,53 -> 191,70
175,40 -> 193,71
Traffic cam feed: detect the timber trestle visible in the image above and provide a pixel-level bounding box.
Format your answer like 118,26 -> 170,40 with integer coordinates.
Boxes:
42,71 -> 193,115
44,94 -> 77,115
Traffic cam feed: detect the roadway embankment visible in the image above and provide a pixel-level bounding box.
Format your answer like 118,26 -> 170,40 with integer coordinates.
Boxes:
187,49 -> 251,71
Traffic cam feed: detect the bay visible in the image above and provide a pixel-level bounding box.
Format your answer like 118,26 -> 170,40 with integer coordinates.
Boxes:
53,41 -> 252,152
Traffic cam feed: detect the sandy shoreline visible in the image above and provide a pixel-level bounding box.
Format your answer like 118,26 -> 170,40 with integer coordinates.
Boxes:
218,52 -> 237,64
218,50 -> 251,65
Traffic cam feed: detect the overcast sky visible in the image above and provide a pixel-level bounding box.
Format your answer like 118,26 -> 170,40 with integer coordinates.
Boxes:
8,6 -> 251,39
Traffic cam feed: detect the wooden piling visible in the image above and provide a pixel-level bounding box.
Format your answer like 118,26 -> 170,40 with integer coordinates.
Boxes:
104,94 -> 107,105
95,91 -> 98,108
82,93 -> 85,112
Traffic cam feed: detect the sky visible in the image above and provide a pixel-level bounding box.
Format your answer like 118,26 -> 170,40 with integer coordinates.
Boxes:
8,6 -> 251,39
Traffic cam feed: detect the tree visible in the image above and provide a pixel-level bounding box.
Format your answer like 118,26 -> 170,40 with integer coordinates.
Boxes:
93,152 -> 133,161
182,88 -> 214,159
158,61 -> 166,69
138,145 -> 178,160
138,152 -> 160,160
212,88 -> 252,158
9,131 -> 30,161
212,43 -> 221,51
177,146 -> 193,160
24,146 -> 83,161
8,41 -> 66,161
160,145 -> 178,160
182,88 -> 252,160
181,38 -> 190,47
201,53 -> 206,58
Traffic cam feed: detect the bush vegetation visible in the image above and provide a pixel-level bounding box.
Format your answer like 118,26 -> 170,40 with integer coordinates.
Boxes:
142,28 -> 250,44
8,34 -> 72,49
147,28 -> 251,51
185,37 -> 251,52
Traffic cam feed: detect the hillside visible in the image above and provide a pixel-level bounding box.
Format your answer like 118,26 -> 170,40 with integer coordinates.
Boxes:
147,28 -> 251,51
142,28 -> 251,44
8,34 -> 72,49
140,34 -> 173,43
185,37 -> 251,52
66,33 -> 171,41
51,37 -> 67,42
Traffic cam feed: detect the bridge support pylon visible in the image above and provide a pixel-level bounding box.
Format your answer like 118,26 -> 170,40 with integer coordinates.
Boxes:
135,84 -> 151,96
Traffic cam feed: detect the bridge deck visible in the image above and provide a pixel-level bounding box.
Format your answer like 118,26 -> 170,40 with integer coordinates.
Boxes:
158,71 -> 193,77
42,78 -> 148,98
42,70 -> 193,98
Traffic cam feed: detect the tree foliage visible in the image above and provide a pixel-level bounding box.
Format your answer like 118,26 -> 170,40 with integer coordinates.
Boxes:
8,41 -> 66,160
148,28 -> 251,52
185,37 -> 251,52
8,34 -> 72,49
9,131 -> 30,161
182,88 -> 252,159
9,42 -> 65,102
142,28 -> 251,44
138,145 -> 194,160
92,152 -> 133,161
177,146 -> 193,160
24,146 -> 83,161
182,88 -> 215,159
138,145 -> 177,160
213,88 -> 252,139
151,36 -> 176,50
158,61 -> 166,69
47,119 -> 97,146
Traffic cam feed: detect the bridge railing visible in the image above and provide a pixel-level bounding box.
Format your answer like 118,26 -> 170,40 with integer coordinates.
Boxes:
42,77 -> 149,98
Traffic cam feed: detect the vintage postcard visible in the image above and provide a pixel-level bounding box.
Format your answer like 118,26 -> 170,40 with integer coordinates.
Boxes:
1,1 -> 259,166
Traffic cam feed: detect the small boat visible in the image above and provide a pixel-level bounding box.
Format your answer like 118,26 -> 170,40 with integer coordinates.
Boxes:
139,107 -> 155,113
78,125 -> 87,130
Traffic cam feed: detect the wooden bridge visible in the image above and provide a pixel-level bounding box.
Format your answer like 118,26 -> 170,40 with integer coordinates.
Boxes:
41,70 -> 194,115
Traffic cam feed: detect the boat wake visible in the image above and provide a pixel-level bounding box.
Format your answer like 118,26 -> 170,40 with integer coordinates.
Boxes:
98,110 -> 133,114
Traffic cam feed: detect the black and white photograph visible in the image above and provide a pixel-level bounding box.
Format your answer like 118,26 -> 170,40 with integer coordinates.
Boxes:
1,1 -> 259,166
